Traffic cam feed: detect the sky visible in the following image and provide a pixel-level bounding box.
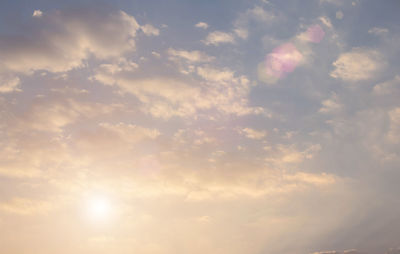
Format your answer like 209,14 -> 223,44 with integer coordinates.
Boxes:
0,0 -> 400,253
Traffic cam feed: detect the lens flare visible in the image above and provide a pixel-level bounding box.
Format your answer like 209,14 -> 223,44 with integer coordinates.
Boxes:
306,24 -> 325,43
258,24 -> 325,84
258,43 -> 303,83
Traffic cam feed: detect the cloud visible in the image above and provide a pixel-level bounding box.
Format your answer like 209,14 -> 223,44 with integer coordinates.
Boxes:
244,5 -> 275,23
7,97 -> 122,133
336,11 -> 344,20
0,75 -> 21,93
386,248 -> 400,254
151,51 -> 161,58
50,86 -> 89,95
330,48 -> 385,82
258,20 -> 329,84
233,28 -> 248,40
240,128 -> 267,140
312,251 -> 340,254
373,75 -> 400,95
0,8 -> 141,74
195,22 -> 209,29
201,5 -> 277,47
297,24 -> 326,43
204,31 -> 235,46
167,48 -> 215,63
89,58 -> 138,85
91,76 -> 202,118
92,64 -> 264,119
173,128 -> 216,146
319,93 -> 343,113
319,16 -> 333,28
99,122 -> 160,142
74,122 -> 160,159
258,43 -> 304,84
0,3 -> 399,254
0,198 -> 53,215
387,107 -> 400,143
313,250 -> 357,254
32,9 -> 43,17
233,5 -> 276,39
0,97 -> 78,178
196,66 -> 234,82
319,0 -> 346,5
141,24 -> 160,36
368,27 -> 389,36
264,144 -> 321,166
284,172 -> 336,186
130,140 -> 338,201
312,251 -> 362,254
179,170 -> 337,200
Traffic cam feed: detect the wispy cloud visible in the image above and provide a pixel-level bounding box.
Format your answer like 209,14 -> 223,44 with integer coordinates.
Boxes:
330,48 -> 385,82
167,48 -> 215,62
203,31 -> 235,46
195,22 -> 209,29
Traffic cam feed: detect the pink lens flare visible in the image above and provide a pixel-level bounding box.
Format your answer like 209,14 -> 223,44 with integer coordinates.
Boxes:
264,43 -> 303,79
306,24 -> 325,43
259,24 -> 324,83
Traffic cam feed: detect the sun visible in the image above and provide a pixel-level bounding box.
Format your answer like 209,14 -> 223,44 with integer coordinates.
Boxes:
86,196 -> 112,222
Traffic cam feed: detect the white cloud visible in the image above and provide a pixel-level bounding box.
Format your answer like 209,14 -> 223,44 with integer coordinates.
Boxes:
241,128 -> 267,140
373,75 -> 400,95
0,9 -> 141,74
258,42 -> 304,84
336,11 -> 344,20
245,5 -> 275,23
233,5 -> 276,40
89,58 -> 138,85
151,51 -> 161,58
167,48 -> 215,63
204,31 -> 235,46
330,48 -> 385,82
0,75 -> 21,93
50,86 -> 89,95
233,28 -> 248,39
319,16 -> 333,28
141,24 -> 160,36
368,27 -> 389,36
265,144 -> 321,166
92,64 -> 263,119
319,93 -> 343,113
195,22 -> 209,29
0,129 -> 71,178
258,17 -> 334,84
99,122 -> 160,142
0,198 -> 52,215
196,66 -> 234,82
32,9 -> 43,17
284,172 -> 336,186
12,98 -> 121,133
173,128 -> 216,146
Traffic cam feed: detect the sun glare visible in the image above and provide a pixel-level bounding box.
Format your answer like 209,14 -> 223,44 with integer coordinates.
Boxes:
86,196 -> 112,222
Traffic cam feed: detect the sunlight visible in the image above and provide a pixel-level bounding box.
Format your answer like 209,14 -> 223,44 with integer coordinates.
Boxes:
86,196 -> 112,222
